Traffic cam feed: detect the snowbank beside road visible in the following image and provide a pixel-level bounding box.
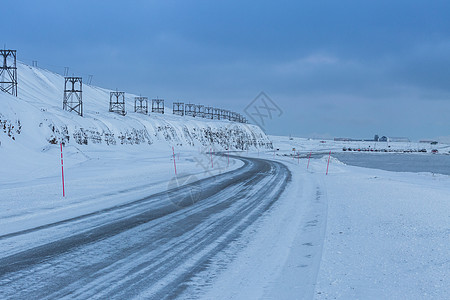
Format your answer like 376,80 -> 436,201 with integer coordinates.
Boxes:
0,146 -> 243,237
315,161 -> 450,299
189,151 -> 450,299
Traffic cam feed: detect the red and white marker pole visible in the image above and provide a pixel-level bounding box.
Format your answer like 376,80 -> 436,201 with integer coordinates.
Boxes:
326,151 -> 331,175
307,151 -> 312,170
60,143 -> 65,198
172,146 -> 177,176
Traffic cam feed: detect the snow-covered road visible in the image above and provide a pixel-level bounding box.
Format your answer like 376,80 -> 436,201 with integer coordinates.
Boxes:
1,149 -> 448,299
0,155 -> 291,299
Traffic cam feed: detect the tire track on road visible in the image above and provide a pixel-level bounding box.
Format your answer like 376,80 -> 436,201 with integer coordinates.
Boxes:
0,155 -> 291,299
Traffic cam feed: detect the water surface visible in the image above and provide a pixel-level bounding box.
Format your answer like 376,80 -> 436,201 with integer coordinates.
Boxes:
332,153 -> 450,175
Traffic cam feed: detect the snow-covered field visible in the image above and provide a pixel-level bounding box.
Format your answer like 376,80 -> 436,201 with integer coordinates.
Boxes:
314,160 -> 449,299
270,135 -> 450,155
1,145 -> 448,299
1,62 -> 449,299
180,150 -> 449,299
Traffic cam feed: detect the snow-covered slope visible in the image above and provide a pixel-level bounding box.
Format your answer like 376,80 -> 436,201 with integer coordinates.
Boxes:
0,62 -> 272,152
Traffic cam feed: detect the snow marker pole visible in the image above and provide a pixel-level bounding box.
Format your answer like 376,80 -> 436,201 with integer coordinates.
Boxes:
172,146 -> 177,176
297,152 -> 299,164
227,150 -> 229,167
307,151 -> 312,170
326,151 -> 331,175
60,143 -> 65,197
210,148 -> 213,168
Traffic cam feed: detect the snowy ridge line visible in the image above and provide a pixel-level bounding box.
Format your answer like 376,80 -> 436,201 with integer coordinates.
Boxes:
0,62 -> 272,151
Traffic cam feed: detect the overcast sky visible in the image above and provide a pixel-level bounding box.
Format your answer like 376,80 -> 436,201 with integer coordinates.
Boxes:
3,0 -> 450,140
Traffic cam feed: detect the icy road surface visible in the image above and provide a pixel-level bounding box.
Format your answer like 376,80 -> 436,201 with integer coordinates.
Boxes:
0,155 -> 290,299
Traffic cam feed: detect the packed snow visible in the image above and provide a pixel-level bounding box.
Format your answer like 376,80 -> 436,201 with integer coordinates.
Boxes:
181,145 -> 450,299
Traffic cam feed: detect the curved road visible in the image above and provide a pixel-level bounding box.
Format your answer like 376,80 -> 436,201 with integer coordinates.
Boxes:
0,155 -> 291,299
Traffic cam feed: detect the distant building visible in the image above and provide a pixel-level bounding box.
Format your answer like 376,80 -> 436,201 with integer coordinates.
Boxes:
379,136 -> 388,142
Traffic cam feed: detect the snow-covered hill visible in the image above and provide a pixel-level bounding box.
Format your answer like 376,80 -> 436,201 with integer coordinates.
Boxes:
0,62 -> 272,152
